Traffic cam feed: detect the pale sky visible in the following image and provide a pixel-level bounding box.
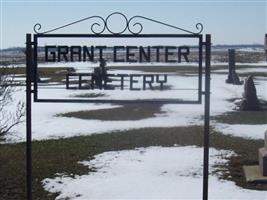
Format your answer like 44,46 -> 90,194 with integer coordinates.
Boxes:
0,0 -> 266,49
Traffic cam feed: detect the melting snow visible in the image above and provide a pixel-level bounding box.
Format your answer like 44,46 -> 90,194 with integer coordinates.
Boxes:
42,146 -> 266,200
3,63 -> 267,142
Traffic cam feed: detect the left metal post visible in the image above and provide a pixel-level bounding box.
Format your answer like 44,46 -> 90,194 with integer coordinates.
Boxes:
26,33 -> 32,200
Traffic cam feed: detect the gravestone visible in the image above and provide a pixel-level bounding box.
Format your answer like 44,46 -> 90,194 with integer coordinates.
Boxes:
225,49 -> 242,85
264,34 -> 267,61
240,75 -> 260,111
259,130 -> 267,176
91,59 -> 111,89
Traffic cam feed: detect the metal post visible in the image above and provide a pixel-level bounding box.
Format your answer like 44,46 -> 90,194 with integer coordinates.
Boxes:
203,34 -> 211,200
26,33 -> 32,200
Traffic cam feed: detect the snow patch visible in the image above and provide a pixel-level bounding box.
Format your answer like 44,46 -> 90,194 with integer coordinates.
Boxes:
42,146 -> 266,200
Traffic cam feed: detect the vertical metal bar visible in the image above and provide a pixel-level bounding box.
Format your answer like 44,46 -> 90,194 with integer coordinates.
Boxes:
79,74 -> 82,89
66,74 -> 69,89
198,35 -> 203,103
203,34 -> 211,200
264,34 -> 267,61
33,35 -> 38,101
26,33 -> 32,200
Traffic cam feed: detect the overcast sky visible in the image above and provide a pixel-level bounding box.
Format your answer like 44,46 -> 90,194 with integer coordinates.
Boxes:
0,0 -> 266,49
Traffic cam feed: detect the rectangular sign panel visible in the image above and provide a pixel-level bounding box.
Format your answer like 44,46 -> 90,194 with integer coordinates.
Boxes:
33,34 -> 203,103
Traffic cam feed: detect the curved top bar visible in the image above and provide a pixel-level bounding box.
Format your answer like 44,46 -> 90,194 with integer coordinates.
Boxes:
34,12 -> 203,35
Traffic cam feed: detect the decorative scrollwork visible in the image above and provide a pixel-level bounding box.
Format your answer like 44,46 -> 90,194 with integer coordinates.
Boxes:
33,23 -> 42,33
34,16 -> 106,34
195,23 -> 203,34
33,12 -> 203,35
105,12 -> 128,34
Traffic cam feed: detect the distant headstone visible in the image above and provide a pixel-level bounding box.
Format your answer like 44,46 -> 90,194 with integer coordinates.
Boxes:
240,75 -> 260,111
259,130 -> 267,176
265,34 -> 267,61
225,49 -> 242,85
91,59 -> 111,89
91,67 -> 102,89
231,69 -> 242,85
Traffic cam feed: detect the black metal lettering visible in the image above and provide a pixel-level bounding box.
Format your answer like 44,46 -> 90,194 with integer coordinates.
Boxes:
126,46 -> 137,62
117,74 -> 128,90
156,74 -> 167,90
165,46 -> 176,63
79,74 -> 92,89
103,74 -> 115,90
70,46 -> 81,62
66,73 -> 69,89
113,46 -> 125,62
178,46 -> 190,62
83,46 -> 94,62
58,46 -> 69,62
152,46 -> 163,62
96,46 -> 107,60
78,74 -> 82,89
66,74 -> 78,89
143,75 -> 154,90
139,46 -> 151,62
45,46 -> 56,62
130,74 -> 141,90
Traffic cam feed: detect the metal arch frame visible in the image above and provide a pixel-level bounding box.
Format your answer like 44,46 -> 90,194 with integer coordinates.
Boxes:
25,13 -> 211,200
33,12 -> 203,35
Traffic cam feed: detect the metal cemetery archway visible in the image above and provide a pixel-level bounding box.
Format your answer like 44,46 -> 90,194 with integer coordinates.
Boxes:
26,12 -> 211,200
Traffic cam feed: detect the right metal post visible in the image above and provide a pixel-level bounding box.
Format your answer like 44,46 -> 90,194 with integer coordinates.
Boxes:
26,33 -> 32,200
203,34 -> 211,200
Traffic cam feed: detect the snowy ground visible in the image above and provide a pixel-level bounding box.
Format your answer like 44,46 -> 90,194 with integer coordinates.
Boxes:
4,63 -> 267,142
2,62 -> 267,199
42,146 -> 267,200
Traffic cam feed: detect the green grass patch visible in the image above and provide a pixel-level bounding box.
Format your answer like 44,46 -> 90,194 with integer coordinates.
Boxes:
212,111 -> 267,125
0,126 -> 266,199
38,67 -> 75,82
212,71 -> 267,76
0,67 -> 26,75
57,103 -> 164,120
0,67 -> 75,83
109,65 -> 198,73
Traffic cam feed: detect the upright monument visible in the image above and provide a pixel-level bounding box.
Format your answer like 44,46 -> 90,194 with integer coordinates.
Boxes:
264,34 -> 267,61
225,49 -> 242,85
259,130 -> 267,176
